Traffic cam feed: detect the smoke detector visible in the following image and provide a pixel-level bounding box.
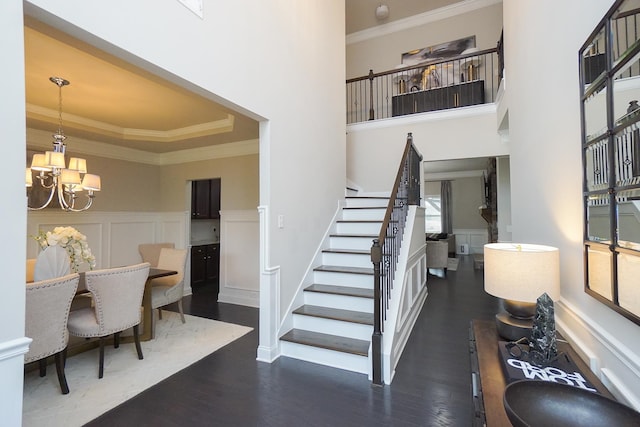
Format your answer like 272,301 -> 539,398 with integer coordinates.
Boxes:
375,4 -> 389,20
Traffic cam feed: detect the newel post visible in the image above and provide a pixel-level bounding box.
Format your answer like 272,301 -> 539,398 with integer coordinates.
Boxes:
368,69 -> 375,121
371,238 -> 383,386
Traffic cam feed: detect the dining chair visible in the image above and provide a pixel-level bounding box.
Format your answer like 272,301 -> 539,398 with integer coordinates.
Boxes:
24,273 -> 80,394
67,262 -> 150,378
151,248 -> 188,323
26,258 -> 36,283
138,242 -> 175,267
33,245 -> 71,282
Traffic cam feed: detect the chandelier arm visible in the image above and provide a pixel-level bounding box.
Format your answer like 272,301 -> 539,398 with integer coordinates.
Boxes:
57,181 -> 94,212
27,180 -> 57,211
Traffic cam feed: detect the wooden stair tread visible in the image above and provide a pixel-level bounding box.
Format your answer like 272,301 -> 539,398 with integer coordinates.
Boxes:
329,233 -> 377,238
345,196 -> 389,200
281,329 -> 369,356
322,248 -> 370,255
305,284 -> 374,299
343,207 -> 386,210
336,220 -> 382,223
314,265 -> 373,275
293,305 -> 374,325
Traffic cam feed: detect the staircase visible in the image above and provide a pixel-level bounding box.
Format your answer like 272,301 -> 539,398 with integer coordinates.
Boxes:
279,196 -> 389,375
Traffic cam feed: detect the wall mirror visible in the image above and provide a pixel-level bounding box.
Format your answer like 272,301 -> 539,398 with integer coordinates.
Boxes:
580,0 -> 640,325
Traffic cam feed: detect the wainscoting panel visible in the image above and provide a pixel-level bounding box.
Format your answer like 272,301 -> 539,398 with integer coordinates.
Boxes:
453,228 -> 488,254
219,210 -> 260,307
26,211 -> 188,276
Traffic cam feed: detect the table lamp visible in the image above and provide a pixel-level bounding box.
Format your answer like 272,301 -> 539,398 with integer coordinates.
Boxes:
461,47 -> 481,81
484,243 -> 560,341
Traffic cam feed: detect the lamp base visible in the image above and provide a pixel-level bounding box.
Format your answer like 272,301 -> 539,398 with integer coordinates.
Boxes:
495,312 -> 533,341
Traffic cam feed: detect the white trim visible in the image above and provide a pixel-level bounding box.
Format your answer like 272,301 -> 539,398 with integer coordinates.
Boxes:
256,205 -> 281,363
26,128 -> 258,165
0,337 -> 32,362
556,299 -> 640,409
27,104 -> 234,142
347,103 -> 497,133
347,0 -> 503,44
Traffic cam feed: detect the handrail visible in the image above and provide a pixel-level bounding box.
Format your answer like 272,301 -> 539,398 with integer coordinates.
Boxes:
370,132 -> 422,385
346,46 -> 500,124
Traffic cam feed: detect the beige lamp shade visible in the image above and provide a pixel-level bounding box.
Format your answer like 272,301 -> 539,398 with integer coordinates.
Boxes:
68,157 -> 87,173
484,243 -> 560,303
26,168 -> 33,187
31,153 -> 51,172
82,174 -> 101,191
59,169 -> 82,186
45,151 -> 66,169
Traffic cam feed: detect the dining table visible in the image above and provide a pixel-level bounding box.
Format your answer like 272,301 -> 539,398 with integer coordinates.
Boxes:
77,267 -> 178,342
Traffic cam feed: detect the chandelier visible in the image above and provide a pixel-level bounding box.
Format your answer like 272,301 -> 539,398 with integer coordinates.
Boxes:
26,77 -> 101,212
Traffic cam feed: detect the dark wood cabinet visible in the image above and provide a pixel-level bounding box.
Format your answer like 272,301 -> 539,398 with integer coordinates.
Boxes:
392,80 -> 485,117
191,244 -> 219,290
191,178 -> 221,219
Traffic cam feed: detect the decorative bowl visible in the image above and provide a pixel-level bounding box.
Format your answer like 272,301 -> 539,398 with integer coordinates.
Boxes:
503,380 -> 640,427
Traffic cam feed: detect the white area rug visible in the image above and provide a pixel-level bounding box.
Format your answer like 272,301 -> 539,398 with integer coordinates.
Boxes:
447,257 -> 459,271
23,312 -> 252,427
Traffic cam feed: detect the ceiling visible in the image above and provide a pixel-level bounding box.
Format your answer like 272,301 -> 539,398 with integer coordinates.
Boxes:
24,2 -> 459,155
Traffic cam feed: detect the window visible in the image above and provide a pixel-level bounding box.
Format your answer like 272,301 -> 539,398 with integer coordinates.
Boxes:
425,195 -> 441,233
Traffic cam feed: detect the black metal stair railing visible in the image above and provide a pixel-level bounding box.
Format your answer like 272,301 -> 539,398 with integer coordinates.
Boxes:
371,132 -> 422,386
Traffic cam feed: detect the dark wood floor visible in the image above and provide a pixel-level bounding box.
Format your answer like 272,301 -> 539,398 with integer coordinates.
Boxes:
86,255 -> 499,427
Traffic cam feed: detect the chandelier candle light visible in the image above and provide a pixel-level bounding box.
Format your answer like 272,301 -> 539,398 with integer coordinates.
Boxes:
26,77 -> 101,212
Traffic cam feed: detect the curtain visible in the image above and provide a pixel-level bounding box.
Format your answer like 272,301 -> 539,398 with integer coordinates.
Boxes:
441,180 -> 452,234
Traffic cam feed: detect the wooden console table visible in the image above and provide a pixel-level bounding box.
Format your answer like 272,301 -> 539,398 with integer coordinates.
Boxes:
469,319 -> 614,427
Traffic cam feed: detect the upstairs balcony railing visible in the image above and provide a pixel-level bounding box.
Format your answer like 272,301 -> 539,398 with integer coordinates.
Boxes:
346,47 -> 501,124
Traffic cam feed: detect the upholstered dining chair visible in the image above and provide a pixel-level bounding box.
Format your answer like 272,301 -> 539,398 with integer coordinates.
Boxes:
33,245 -> 71,282
24,273 -> 79,394
26,258 -> 36,283
151,248 -> 188,323
138,242 -> 175,267
67,263 -> 150,379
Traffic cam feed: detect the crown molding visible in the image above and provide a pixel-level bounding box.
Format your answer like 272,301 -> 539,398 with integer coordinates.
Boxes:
26,103 -> 234,142
346,0 -> 503,45
26,128 -> 258,165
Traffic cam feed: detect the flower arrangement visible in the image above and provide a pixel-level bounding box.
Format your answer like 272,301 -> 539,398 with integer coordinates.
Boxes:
34,226 -> 96,273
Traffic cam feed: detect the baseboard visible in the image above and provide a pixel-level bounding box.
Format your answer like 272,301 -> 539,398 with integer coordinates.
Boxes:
556,299 -> 640,409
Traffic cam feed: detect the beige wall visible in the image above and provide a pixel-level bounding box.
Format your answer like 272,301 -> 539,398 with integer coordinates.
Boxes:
159,154 -> 259,212
452,177 -> 486,229
425,178 -> 486,230
346,2 -> 503,79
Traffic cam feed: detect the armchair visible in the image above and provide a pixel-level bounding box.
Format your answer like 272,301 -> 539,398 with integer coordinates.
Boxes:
67,263 -> 150,378
426,240 -> 449,273
151,248 -> 188,323
24,273 -> 79,394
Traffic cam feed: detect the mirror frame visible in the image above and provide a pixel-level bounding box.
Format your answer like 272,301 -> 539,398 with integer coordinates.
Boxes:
580,0 -> 640,326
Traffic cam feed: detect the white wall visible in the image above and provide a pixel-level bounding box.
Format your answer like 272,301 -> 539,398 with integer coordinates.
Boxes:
505,0 -> 640,408
1,1 -> 29,424
347,106 -> 507,192
4,0 -> 347,421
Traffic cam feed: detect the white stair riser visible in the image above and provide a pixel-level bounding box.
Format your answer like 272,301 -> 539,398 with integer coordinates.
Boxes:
336,222 -> 382,234
292,314 -> 373,340
280,342 -> 369,375
342,209 -> 386,221
322,252 -> 371,268
345,198 -> 389,208
314,271 -> 373,288
303,291 -> 373,313
329,236 -> 376,251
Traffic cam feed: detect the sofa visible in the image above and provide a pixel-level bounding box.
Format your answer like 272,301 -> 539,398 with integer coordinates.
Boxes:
426,233 -> 456,256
